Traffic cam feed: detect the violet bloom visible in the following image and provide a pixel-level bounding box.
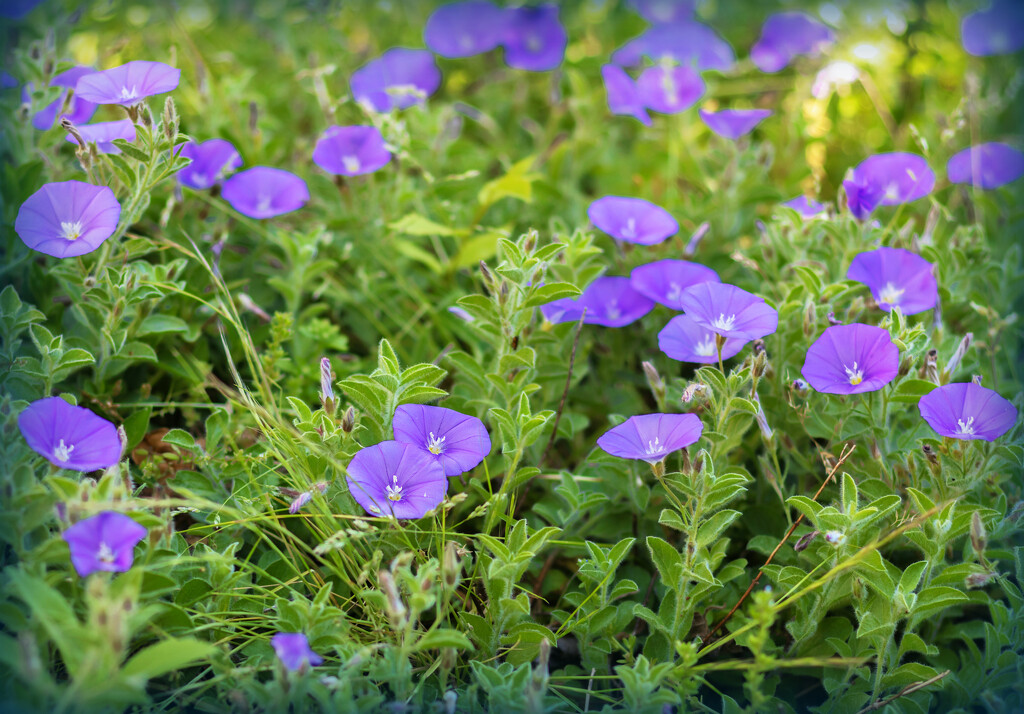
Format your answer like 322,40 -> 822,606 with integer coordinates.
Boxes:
312,125 -> 392,177
346,441 -> 447,519
611,22 -> 735,72
750,12 -> 835,73
502,5 -> 567,72
597,413 -> 703,463
350,48 -> 441,112
62,512 -> 147,577
659,314 -> 746,364
601,64 -> 652,126
636,64 -> 705,115
541,277 -> 655,328
679,282 -> 778,341
15,181 -> 121,259
699,108 -> 772,140
424,1 -> 505,58
628,0 -> 697,24
846,247 -> 937,316
800,324 -> 899,395
31,66 -> 97,131
392,404 -> 491,476
271,633 -> 323,671
630,259 -> 719,310
961,0 -> 1024,56
588,196 -> 677,245
918,382 -> 1018,441
221,167 -> 309,219
947,143 -> 1024,189
178,139 -> 242,190
843,152 -> 935,221
0,0 -> 44,19
65,119 -> 136,154
74,60 -> 180,106
783,195 -> 826,217
18,397 -> 122,471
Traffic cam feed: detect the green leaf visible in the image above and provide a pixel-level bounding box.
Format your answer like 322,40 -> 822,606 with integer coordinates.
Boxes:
522,282 -> 581,308
138,314 -> 189,336
389,213 -> 459,237
913,586 -> 968,617
478,156 -> 540,210
646,536 -> 682,589
695,510 -> 741,549
122,408 -> 152,452
415,629 -> 474,652
890,379 -> 939,403
452,232 -> 502,270
162,428 -> 198,452
111,138 -> 150,163
120,637 -> 216,681
899,561 -> 928,594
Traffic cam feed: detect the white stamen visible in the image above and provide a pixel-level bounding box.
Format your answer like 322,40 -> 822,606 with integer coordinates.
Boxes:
60,221 -> 83,240
119,85 -> 138,102
427,432 -> 446,455
385,474 -> 403,501
621,217 -> 637,238
844,362 -> 864,386
712,313 -> 736,332
526,34 -> 542,52
97,542 -> 115,564
54,438 -> 75,462
694,334 -> 716,357
605,300 -> 621,321
666,281 -> 683,303
342,155 -> 361,173
884,182 -> 900,201
878,282 -> 904,306
644,437 -> 663,457
957,416 -> 975,435
255,195 -> 273,214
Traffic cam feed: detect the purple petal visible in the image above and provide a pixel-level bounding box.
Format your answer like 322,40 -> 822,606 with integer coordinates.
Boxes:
62,512 -> 147,577
74,60 -> 180,106
543,276 -> 655,328
628,0 -> 697,24
961,0 -> 1024,56
630,259 -> 719,309
588,196 -> 677,245
350,48 -> 441,112
947,142 -> 1024,189
597,413 -> 703,462
601,64 -> 652,126
679,282 -> 778,341
846,247 -> 937,316
271,633 -> 323,671
611,22 -> 735,71
221,167 -> 309,219
425,2 -> 505,58
751,12 -> 834,73
800,324 -> 899,394
698,108 -> 771,140
15,181 -> 122,259
345,441 -> 448,519
18,397 -> 122,471
919,382 -> 1018,441
658,313 -> 746,364
313,125 -> 392,176
845,152 -> 935,219
502,5 -> 567,71
782,195 -> 826,217
178,139 -> 243,190
0,0 -> 44,19
392,404 -> 491,476
65,119 -> 136,154
636,65 -> 704,115
32,66 -> 99,130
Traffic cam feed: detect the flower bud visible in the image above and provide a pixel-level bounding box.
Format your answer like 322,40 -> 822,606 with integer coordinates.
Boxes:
918,349 -> 938,383
794,530 -> 819,552
684,222 -> 710,256
378,570 -> 407,630
753,394 -> 773,442
162,96 -> 178,142
319,357 -> 335,415
966,570 -> 996,589
943,333 -> 972,380
342,406 -> 355,433
970,511 -> 987,556
824,530 -> 845,546
642,360 -> 665,404
802,299 -> 816,338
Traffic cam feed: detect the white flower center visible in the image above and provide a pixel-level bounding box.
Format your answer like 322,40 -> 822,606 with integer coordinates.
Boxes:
60,221 -> 83,240
97,542 -> 115,564
256,195 -> 273,214
878,282 -> 904,306
427,432 -> 446,455
644,437 -> 663,457
956,416 -> 975,435
884,182 -> 900,201
694,334 -> 716,357
712,313 -> 736,332
605,300 -> 621,321
844,362 -> 864,386
385,474 -> 403,502
666,282 -> 683,303
120,85 -> 138,101
621,218 -> 637,239
190,172 -> 208,186
659,69 -> 678,103
54,438 -> 75,462
459,35 -> 474,51
526,34 -> 542,53
342,155 -> 361,173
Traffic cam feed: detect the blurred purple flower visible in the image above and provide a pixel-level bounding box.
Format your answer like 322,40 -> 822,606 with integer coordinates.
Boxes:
221,167 -> 309,219
601,64 -> 652,126
636,64 -> 704,114
350,48 -> 441,112
18,397 -> 122,471
74,60 -> 180,106
271,633 -> 323,671
630,259 -> 719,309
62,512 -> 147,577
846,247 -> 937,316
783,195 -> 826,217
611,22 -> 735,71
843,152 -> 935,220
659,314 -> 746,364
64,119 -> 136,154
947,142 -> 1024,189
541,276 -> 655,328
178,139 -> 242,190
801,324 -> 899,394
628,0 -> 697,24
0,0 -> 44,19
502,5 -> 567,71
588,196 -> 677,245
31,66 -> 98,130
597,413 -> 703,463
961,1 -> 1024,56
393,404 -> 491,476
699,108 -> 771,139
919,382 -> 1017,441
346,441 -> 447,519
425,1 -> 505,58
750,12 -> 834,73
313,125 -> 392,177
448,306 -> 474,322
1,72 -> 18,90
679,282 -> 778,341
15,181 -> 121,258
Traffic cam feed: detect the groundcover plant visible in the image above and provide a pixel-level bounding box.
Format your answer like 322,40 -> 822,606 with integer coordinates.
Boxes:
1,0 -> 1022,712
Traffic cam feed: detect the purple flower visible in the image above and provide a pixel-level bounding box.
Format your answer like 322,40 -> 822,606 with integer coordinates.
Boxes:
346,441 -> 447,519
846,247 -> 937,316
843,152 -> 935,220
31,66 -> 98,131
679,282 -> 778,341
630,259 -> 719,310
658,314 -> 746,364
312,125 -> 392,177
221,167 -> 309,219
961,1 -> 1024,56
947,143 -> 1024,189
178,139 -> 242,190
448,306 -> 474,322
919,382 -> 1018,441
636,65 -> 704,115
0,0 -> 44,19
15,181 -> 121,259
424,1 -> 505,58
392,404 -> 491,476
350,48 -> 441,112
750,12 -> 835,73
501,5 -> 567,72
541,276 -> 655,328
611,22 -> 735,71
18,397 -> 122,471
628,0 -> 697,24
783,195 -> 826,217
699,108 -> 771,140
271,633 -> 323,671
601,64 -> 652,126
65,119 -> 136,154
588,196 -> 677,245
62,512 -> 147,577
74,60 -> 180,106
597,413 -> 703,463
800,324 -> 899,395
1,72 -> 18,90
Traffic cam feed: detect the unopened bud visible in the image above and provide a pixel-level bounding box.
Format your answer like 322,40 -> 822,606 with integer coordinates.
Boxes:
319,357 -> 335,414
791,378 -> 809,394
684,222 -> 710,256
523,230 -> 537,253
824,530 -> 845,546
752,347 -> 768,378
966,570 -> 997,589
341,406 -> 355,433
753,394 -> 773,442
802,299 -> 816,337
62,117 -> 85,147
918,349 -> 938,383
794,530 -> 819,552
642,360 -> 665,403
898,354 -> 913,378
378,570 -> 407,630
117,424 -> 128,461
827,311 -> 842,325
943,333 -> 972,379
238,293 -> 271,322
681,382 -> 707,404
140,104 -> 154,129
162,96 -> 178,141
970,511 -> 987,556
478,260 -> 494,288
971,374 -> 983,386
